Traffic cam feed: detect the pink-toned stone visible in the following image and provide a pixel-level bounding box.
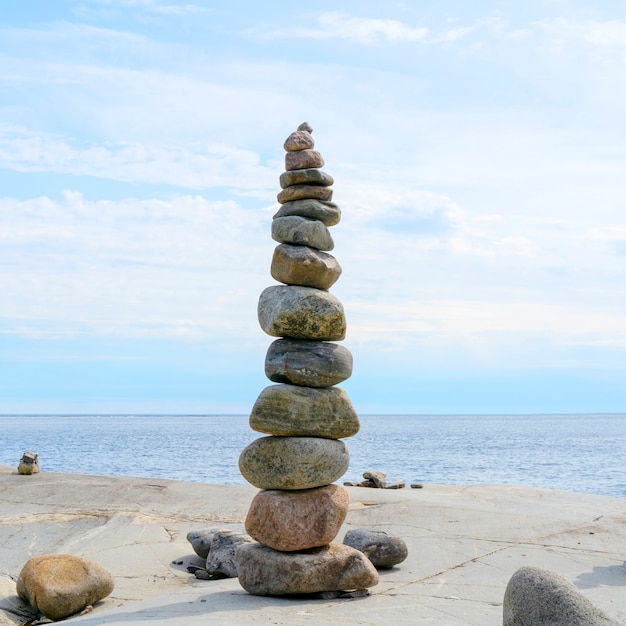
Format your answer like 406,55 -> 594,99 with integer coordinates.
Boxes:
277,184 -> 333,204
284,130 -> 314,151
285,149 -> 324,171
245,485 -> 350,551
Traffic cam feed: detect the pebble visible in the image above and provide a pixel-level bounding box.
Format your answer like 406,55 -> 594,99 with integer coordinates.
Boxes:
249,384 -> 359,438
265,338 -> 353,387
238,436 -> 350,490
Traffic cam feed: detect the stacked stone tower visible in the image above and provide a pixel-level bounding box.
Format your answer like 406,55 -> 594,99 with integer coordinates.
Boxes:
235,123 -> 379,596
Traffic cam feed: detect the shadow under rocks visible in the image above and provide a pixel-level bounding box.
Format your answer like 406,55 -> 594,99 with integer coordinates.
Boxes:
576,562 -> 626,588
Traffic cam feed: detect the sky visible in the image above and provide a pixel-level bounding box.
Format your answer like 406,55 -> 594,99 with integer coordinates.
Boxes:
1,0 -> 625,414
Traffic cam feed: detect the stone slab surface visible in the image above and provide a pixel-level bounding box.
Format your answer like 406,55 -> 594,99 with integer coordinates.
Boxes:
0,464 -> 624,625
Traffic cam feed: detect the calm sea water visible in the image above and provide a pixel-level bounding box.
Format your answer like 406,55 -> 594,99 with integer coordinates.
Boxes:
1,414 -> 624,498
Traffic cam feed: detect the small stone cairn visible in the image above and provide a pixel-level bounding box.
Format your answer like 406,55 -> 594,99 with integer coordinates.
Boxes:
235,123 -> 379,596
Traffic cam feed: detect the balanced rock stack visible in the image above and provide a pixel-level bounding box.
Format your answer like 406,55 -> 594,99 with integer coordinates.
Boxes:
235,123 -> 379,597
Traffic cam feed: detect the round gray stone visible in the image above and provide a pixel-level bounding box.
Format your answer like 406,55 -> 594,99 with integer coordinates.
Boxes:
279,168 -> 334,189
277,184 -> 333,204
503,566 -> 617,626
271,244 -> 342,290
343,529 -> 408,569
272,215 -> 334,251
265,338 -> 353,387
249,385 -> 359,438
238,436 -> 349,490
258,285 -> 346,341
274,199 -> 341,227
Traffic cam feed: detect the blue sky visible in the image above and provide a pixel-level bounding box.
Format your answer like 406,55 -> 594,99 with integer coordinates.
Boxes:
1,0 -> 625,414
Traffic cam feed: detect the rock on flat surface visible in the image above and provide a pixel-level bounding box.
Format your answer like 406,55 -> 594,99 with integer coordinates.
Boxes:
250,384 -> 359,438
187,526 -> 233,559
271,244 -> 342,290
503,566 -> 618,626
279,168 -> 334,189
16,554 -> 114,620
245,485 -> 350,551
343,529 -> 408,568
285,149 -> 324,171
258,285 -> 346,341
205,530 -> 253,578
272,215 -> 334,251
274,198 -> 341,226
238,436 -> 349,490
265,338 -> 353,387
236,542 -> 379,596
277,184 -> 333,204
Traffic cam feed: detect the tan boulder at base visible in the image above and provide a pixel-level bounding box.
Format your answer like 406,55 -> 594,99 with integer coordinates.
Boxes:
258,285 -> 346,341
245,485 -> 350,551
239,436 -> 349,490
236,542 -> 379,596
16,554 -> 114,621
250,384 -> 359,438
271,244 -> 342,290
265,338 -> 353,387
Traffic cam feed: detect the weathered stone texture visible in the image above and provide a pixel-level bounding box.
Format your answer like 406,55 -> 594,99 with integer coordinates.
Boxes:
258,285 -> 346,341
245,485 -> 350,551
238,436 -> 349,490
277,184 -> 333,204
236,542 -> 379,596
265,338 -> 353,387
272,215 -> 334,251
284,130 -> 314,151
285,149 -> 324,171
16,554 -> 114,621
343,529 -> 408,568
279,168 -> 334,189
271,244 -> 341,290
250,385 -> 359,438
274,199 -> 341,227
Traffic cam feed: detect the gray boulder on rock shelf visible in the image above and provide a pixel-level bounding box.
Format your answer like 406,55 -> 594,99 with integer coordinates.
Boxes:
285,149 -> 324,171
274,199 -> 341,227
343,529 -> 408,569
258,285 -> 346,341
16,554 -> 114,621
279,168 -> 334,189
205,530 -> 253,579
272,215 -> 334,251
265,338 -> 353,387
503,566 -> 618,626
249,384 -> 359,438
236,542 -> 379,596
245,485 -> 350,552
271,244 -> 342,290
277,184 -> 333,204
187,526 -> 233,559
239,435 -> 349,490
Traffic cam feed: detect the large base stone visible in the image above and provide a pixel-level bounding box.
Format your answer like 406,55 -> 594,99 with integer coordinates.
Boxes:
236,542 -> 379,596
250,385 -> 359,438
245,485 -> 350,551
239,436 -> 349,490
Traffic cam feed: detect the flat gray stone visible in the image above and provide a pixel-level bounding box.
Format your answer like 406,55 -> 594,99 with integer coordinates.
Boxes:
343,529 -> 408,569
271,244 -> 341,290
265,338 -> 353,387
285,149 -> 324,171
503,566 -> 618,626
272,215 -> 334,251
279,168 -> 334,189
249,385 -> 359,438
236,542 -> 379,596
258,285 -> 346,341
274,198 -> 341,227
277,184 -> 333,204
238,436 -> 349,490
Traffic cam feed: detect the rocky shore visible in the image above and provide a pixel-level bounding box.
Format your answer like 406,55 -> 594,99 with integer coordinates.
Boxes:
1,464 -> 624,625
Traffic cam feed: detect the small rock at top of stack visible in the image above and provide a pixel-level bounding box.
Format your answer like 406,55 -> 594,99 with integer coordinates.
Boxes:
236,123 -> 378,597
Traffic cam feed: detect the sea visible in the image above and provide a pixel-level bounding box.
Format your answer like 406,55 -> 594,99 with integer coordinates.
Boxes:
1,414 -> 624,499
